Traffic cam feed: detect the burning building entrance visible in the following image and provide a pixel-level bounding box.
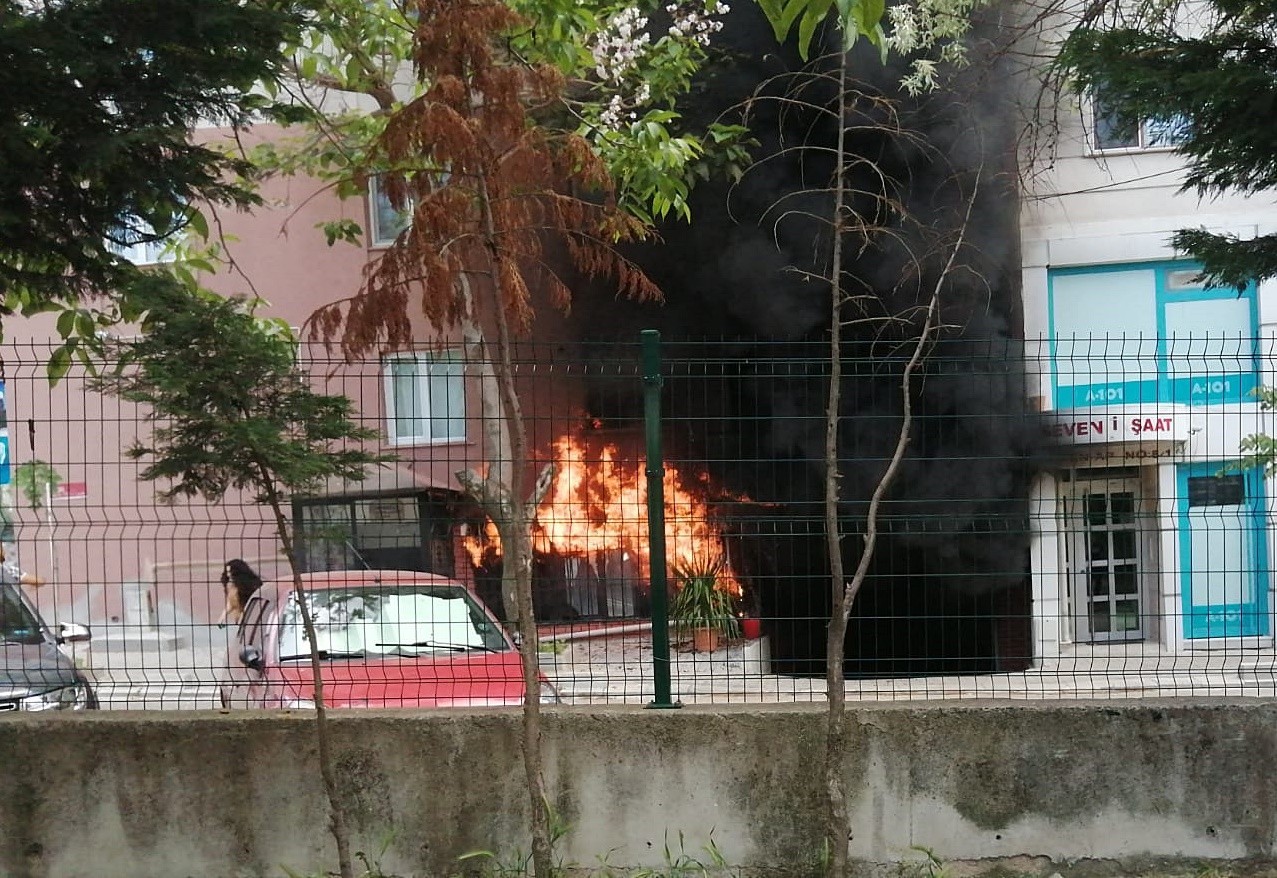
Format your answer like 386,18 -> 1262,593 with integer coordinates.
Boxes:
466,430 -> 749,625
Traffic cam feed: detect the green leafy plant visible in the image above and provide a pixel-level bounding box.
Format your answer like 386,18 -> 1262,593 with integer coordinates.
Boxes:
91,279 -> 391,878
670,557 -> 740,640
456,794 -> 573,876
893,846 -> 949,878
13,460 -> 61,512
629,830 -> 737,877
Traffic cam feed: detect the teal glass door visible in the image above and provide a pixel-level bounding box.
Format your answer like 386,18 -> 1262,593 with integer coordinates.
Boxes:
1177,463 -> 1269,639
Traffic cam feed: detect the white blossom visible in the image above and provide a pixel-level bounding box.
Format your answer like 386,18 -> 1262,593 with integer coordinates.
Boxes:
586,1 -> 729,129
883,0 -> 988,94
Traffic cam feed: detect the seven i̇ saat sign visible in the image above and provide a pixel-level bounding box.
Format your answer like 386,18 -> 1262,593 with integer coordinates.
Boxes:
1044,405 -> 1191,465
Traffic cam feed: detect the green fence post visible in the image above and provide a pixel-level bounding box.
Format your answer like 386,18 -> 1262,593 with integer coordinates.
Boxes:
642,329 -> 680,709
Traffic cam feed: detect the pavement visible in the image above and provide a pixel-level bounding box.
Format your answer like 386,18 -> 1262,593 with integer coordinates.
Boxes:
73,623 -> 1277,711
77,624 -> 231,710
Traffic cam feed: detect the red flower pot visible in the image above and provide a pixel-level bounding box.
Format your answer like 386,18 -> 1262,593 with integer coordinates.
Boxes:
741,617 -> 762,640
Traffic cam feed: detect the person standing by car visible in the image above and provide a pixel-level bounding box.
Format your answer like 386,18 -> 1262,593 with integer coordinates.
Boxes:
0,556 -> 96,711
0,545 -> 43,589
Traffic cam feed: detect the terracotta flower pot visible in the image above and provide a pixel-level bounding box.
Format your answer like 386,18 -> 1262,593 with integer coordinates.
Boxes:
691,626 -> 720,653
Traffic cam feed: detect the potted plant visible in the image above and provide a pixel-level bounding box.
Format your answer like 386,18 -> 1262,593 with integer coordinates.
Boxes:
670,556 -> 740,652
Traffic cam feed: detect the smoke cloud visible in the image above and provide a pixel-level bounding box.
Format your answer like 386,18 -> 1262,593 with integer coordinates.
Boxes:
567,6 -> 1043,674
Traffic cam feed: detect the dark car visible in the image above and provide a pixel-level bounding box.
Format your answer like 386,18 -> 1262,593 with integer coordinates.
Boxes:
0,580 -> 97,712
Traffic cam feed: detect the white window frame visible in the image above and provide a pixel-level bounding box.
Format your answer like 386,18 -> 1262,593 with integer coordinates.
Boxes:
1066,475 -> 1148,644
1088,93 -> 1190,155
383,352 -> 466,446
105,216 -> 177,266
368,176 -> 412,248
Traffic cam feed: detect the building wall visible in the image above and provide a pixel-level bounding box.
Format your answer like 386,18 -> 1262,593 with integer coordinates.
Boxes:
1020,78 -> 1277,657
1,126 -> 477,625
1,121 -> 607,629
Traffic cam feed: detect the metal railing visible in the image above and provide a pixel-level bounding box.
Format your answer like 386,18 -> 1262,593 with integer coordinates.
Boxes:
1,332 -> 1275,710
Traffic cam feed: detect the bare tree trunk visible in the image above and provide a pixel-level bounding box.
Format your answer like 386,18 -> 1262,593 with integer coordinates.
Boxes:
457,275 -> 519,624
822,48 -> 853,878
259,470 -> 354,878
822,143 -> 981,875
473,174 -> 555,877
487,275 -> 555,878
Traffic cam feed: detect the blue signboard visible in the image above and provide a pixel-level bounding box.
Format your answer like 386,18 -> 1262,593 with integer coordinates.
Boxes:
1049,262 -> 1259,409
0,381 -> 9,486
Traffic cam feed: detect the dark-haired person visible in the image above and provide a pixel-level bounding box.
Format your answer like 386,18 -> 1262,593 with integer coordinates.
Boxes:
216,559 -> 263,628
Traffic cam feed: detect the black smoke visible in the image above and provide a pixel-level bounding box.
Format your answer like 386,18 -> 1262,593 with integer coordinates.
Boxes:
566,6 -> 1043,676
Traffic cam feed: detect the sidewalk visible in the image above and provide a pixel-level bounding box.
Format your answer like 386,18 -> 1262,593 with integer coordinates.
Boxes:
541,632 -> 1277,704
76,623 -> 1277,710
79,623 -> 230,710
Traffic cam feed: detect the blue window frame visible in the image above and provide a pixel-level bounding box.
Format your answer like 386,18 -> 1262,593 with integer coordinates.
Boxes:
1176,462 -> 1269,639
1048,261 -> 1258,408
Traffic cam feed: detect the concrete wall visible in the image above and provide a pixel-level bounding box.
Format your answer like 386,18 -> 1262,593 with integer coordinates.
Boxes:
2,701 -> 1276,877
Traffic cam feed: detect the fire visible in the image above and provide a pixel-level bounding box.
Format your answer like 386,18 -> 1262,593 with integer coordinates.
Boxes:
464,434 -> 743,597
462,518 -> 502,568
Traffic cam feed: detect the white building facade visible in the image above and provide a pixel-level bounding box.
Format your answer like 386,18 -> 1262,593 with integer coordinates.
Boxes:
1021,92 -> 1277,670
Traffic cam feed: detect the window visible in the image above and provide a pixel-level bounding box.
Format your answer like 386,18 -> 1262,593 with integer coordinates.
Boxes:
0,583 -> 43,645
105,215 -> 177,265
1049,261 -> 1258,408
384,352 -> 466,445
369,176 -> 412,247
277,584 -> 509,661
1092,92 -> 1190,152
1187,474 -> 1245,508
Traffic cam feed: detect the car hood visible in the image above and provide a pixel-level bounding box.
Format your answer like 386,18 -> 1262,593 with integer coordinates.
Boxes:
274,649 -> 528,708
0,641 -> 81,697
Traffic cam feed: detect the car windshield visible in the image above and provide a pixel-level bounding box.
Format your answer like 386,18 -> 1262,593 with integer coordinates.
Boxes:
0,583 -> 45,645
278,584 -> 509,661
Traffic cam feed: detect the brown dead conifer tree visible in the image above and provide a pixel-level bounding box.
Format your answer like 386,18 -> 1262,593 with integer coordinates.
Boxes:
308,0 -> 660,872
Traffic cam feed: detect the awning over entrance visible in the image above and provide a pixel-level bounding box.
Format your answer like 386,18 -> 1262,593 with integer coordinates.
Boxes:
1042,404 -> 1190,465
302,464 -> 460,500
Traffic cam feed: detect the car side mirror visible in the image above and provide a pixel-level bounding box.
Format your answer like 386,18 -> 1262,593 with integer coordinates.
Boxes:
239,644 -> 265,673
57,622 -> 92,644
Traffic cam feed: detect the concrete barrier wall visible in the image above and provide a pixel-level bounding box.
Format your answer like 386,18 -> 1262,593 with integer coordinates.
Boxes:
2,701 -> 1275,877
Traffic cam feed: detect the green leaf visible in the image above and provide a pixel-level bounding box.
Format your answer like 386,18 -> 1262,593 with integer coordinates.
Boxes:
755,0 -> 788,42
185,257 -> 217,274
757,0 -> 825,52
855,0 -> 885,37
299,53 -> 318,81
797,5 -> 827,60
74,311 -> 95,339
47,345 -> 72,383
55,308 -> 76,339
187,209 -> 209,241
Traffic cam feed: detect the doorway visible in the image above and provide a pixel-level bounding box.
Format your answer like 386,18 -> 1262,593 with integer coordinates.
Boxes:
1177,462 -> 1269,640
1067,472 -> 1147,642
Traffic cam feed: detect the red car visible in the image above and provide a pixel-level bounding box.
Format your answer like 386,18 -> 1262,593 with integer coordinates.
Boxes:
219,570 -> 559,709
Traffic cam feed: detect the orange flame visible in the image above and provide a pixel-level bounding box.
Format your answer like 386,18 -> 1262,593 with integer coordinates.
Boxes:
463,434 -> 743,597
463,518 -> 502,568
